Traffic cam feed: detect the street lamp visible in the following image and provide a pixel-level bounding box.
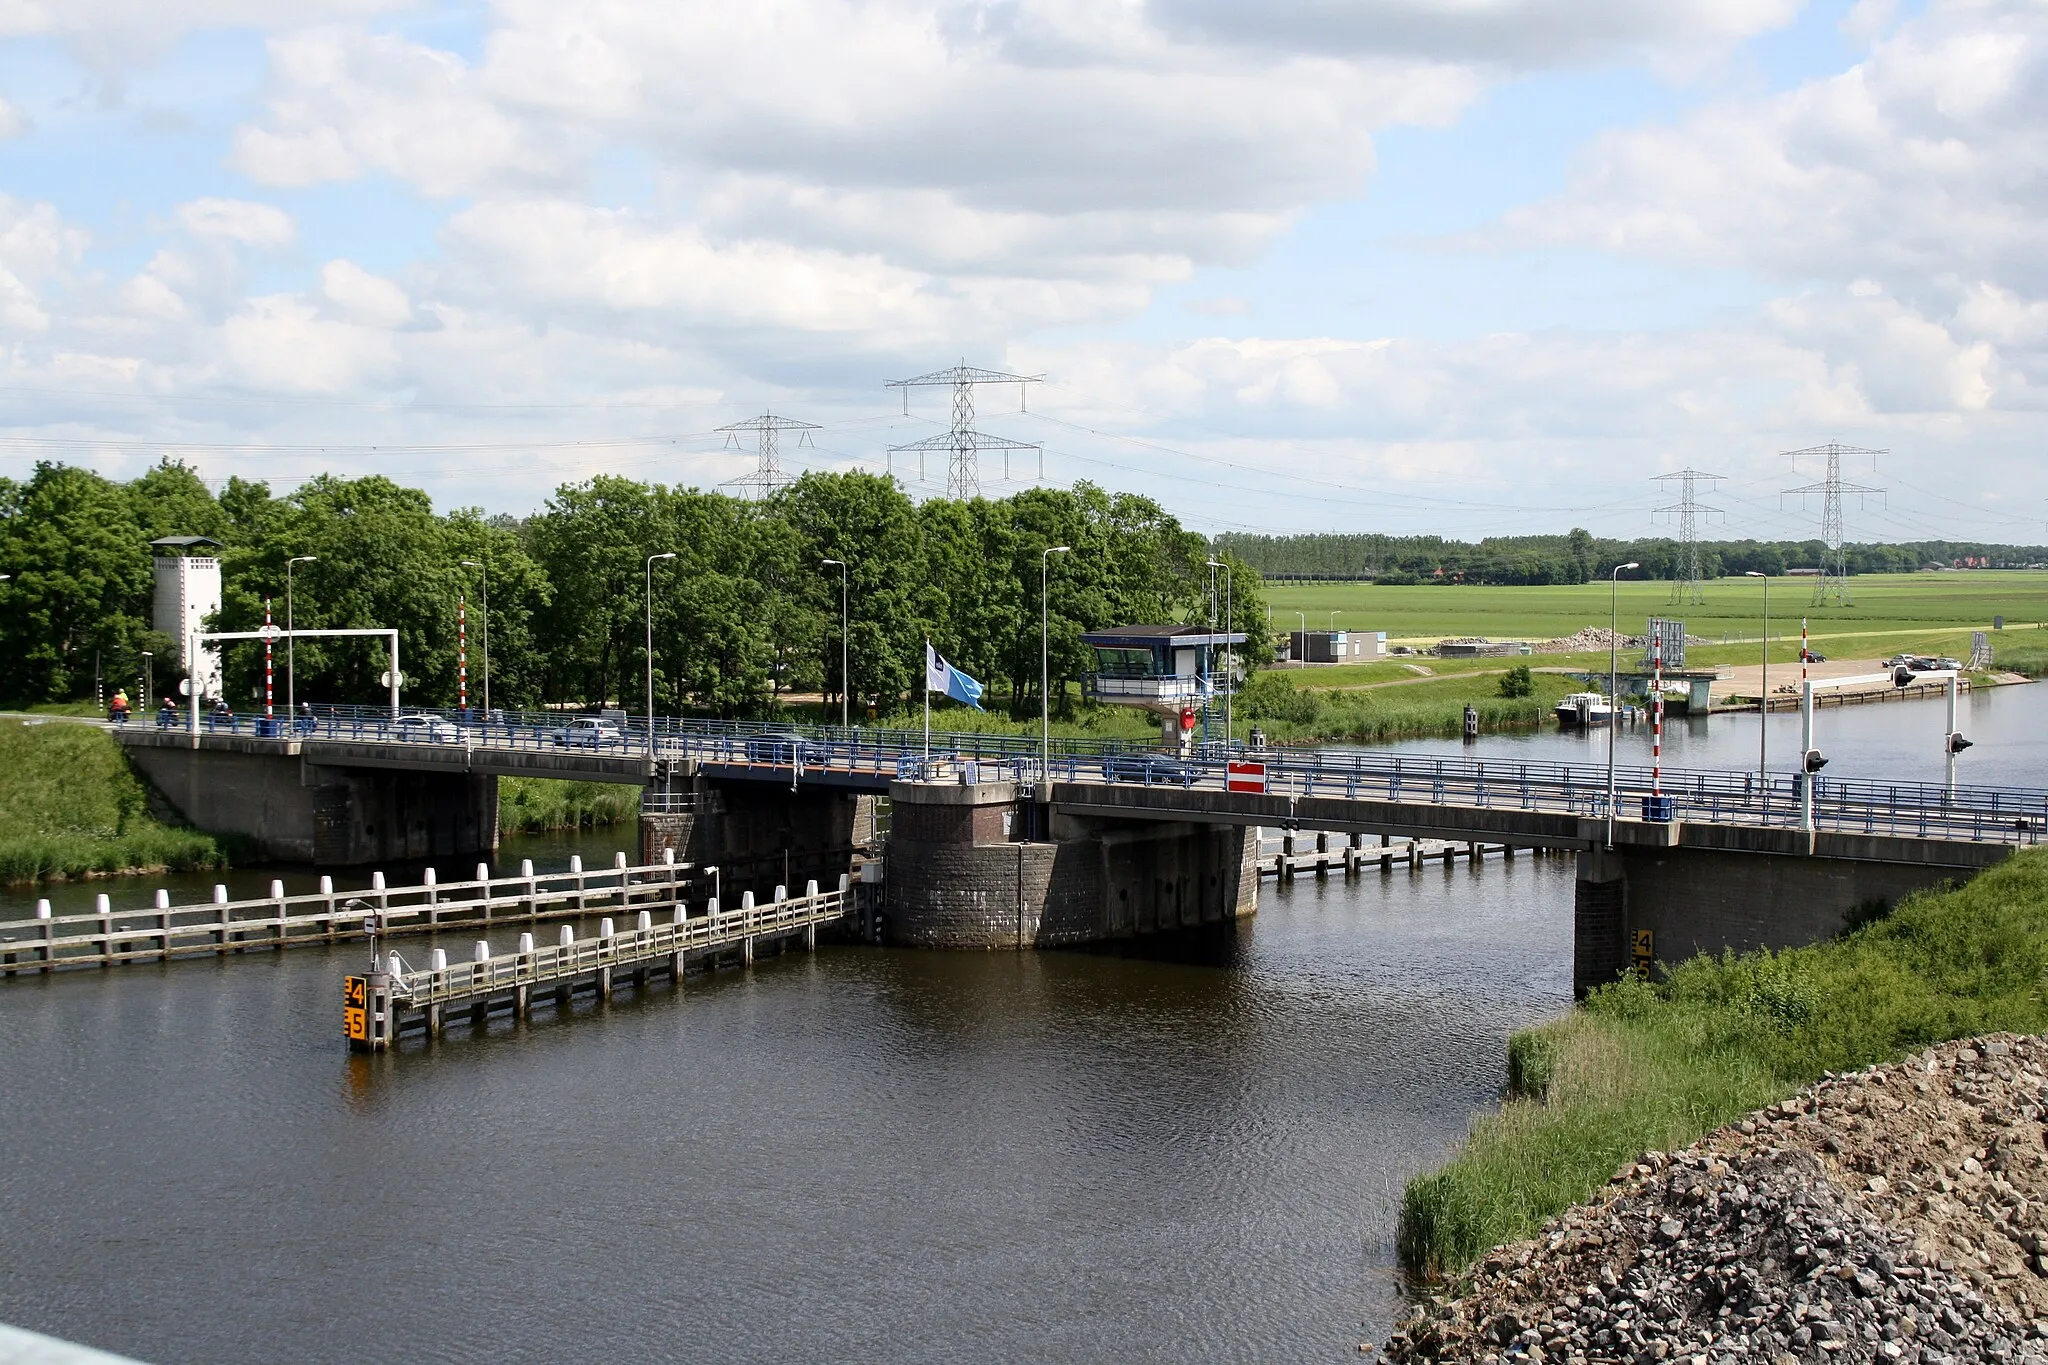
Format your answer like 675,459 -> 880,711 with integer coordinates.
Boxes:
141,651 -> 153,709
1328,610 -> 1342,631
1295,610 -> 1307,663
646,552 -> 676,758
821,558 -> 848,728
1206,558 -> 1233,747
1745,570 -> 1769,792
462,559 -> 490,717
1606,562 -> 1641,849
286,555 -> 315,718
1042,546 -> 1070,779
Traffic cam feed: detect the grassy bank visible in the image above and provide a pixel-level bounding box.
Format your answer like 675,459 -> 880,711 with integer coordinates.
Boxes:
499,776 -> 642,833
0,719 -> 226,883
1995,636 -> 2048,677
1396,846 -> 2048,1283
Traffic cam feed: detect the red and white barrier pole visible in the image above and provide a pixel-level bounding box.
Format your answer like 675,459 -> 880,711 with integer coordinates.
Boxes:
1801,617 -> 1808,687
1651,629 -> 1663,796
458,596 -> 468,713
264,598 -> 274,720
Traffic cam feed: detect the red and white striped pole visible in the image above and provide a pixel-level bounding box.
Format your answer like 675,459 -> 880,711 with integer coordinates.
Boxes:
1651,628 -> 1663,796
264,598 -> 274,720
458,596 -> 469,713
1801,617 -> 1808,687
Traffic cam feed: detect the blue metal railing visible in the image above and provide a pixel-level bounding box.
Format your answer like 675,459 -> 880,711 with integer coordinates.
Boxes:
168,700 -> 2048,847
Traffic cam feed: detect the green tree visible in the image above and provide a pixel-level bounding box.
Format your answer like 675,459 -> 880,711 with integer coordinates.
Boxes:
0,464 -> 153,704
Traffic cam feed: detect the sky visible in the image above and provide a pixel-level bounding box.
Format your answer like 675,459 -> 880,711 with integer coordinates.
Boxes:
0,0 -> 2044,544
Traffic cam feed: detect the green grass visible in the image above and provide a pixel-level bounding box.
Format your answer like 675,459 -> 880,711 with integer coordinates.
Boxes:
0,719 -> 225,883
1397,846 -> 2048,1283
498,776 -> 643,833
1267,570 -> 2048,648
1994,635 -> 2048,678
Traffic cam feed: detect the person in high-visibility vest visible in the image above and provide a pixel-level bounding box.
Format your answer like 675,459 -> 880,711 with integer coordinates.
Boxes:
109,689 -> 130,724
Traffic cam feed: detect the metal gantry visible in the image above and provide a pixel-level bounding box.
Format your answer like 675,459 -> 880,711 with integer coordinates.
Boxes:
886,363 -> 1042,499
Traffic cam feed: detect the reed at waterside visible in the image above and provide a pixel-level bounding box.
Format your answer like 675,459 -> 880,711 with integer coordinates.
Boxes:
1397,847 -> 2048,1283
0,718 -> 226,884
497,776 -> 642,832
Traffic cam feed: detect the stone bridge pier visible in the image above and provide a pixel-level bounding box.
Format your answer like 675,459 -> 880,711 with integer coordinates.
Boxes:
640,775 -> 875,906
882,778 -> 1258,949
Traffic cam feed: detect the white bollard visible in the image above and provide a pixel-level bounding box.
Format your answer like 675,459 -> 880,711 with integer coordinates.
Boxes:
96,893 -> 111,914
156,889 -> 171,910
615,851 -> 627,870
36,899 -> 52,919
773,885 -> 786,903
672,906 -> 686,925
570,855 -> 583,874
476,863 -> 489,883
269,881 -> 285,900
518,932 -> 534,954
637,910 -> 652,932
599,917 -> 615,938
558,925 -> 574,947
473,940 -> 490,962
423,868 -> 436,887
706,897 -> 720,917
741,891 -> 755,910
319,875 -> 333,894
663,847 -> 675,865
430,947 -> 448,971
805,880 -> 819,898
520,859 -> 534,877
213,885 -> 228,904
371,870 -> 385,891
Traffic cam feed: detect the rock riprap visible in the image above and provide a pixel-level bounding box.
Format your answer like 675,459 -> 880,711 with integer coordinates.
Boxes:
1384,1035 -> 2048,1363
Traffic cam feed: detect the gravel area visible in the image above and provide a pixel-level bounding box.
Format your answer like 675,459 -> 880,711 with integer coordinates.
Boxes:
1382,1035 -> 2048,1363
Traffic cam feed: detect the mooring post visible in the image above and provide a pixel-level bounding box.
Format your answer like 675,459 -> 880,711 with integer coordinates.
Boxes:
427,946 -> 447,1037
521,859 -> 536,919
597,917 -> 615,1000
515,932 -> 534,1019
741,891 -> 756,966
424,867 -> 439,926
156,888 -> 172,958
471,940 -> 491,1025
671,905 -> 688,982
271,880 -> 288,949
571,855 -> 585,911
214,883 -> 230,951
372,869 -> 388,923
476,863 -> 492,924
96,893 -> 112,967
556,924 -> 574,1006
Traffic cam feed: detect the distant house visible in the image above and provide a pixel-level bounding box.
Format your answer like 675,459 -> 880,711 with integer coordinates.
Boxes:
1286,630 -> 1387,664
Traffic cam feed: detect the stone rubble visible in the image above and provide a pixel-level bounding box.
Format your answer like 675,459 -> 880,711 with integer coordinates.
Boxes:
1382,1035 -> 2048,1363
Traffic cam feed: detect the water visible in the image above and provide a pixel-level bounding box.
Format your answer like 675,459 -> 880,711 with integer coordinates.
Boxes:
0,684 -> 2038,1363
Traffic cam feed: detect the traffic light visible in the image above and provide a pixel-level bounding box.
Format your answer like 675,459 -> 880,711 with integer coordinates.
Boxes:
1893,666 -> 1914,688
1948,732 -> 1973,754
1803,748 -> 1829,774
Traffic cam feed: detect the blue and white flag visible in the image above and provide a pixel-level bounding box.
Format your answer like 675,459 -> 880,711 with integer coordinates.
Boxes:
925,642 -> 985,709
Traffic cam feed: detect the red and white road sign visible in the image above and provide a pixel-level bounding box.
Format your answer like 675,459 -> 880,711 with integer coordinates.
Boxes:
1226,760 -> 1267,794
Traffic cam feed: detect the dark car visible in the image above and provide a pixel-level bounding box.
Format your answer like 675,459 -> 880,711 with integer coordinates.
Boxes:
1100,754 -> 1199,786
1800,649 -> 1827,663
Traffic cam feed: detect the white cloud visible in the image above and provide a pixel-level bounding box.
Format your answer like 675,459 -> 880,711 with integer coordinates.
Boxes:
319,260 -> 411,328
174,197 -> 295,249
0,0 -> 408,71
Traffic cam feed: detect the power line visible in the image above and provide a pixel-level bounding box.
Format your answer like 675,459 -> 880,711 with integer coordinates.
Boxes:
885,362 -> 1041,499
1651,468 -> 1724,605
1781,443 -> 1886,606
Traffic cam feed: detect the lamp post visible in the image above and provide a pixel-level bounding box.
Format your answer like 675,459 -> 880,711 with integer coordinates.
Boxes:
286,555 -> 315,718
1295,610 -> 1307,663
1206,558 -> 1233,747
1042,546 -> 1070,779
1606,561 -> 1640,849
821,558 -> 848,728
646,552 -> 676,758
141,651 -> 153,709
462,559 -> 489,716
1328,610 -> 1342,631
1745,570 -> 1769,793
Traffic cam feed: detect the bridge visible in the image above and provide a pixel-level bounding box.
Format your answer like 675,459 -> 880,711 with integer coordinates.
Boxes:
100,699 -> 2042,991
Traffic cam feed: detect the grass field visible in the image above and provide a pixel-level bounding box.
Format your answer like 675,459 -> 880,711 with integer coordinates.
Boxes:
1265,570 -> 2048,651
0,719 -> 226,883
498,776 -> 643,832
1396,846 -> 2048,1284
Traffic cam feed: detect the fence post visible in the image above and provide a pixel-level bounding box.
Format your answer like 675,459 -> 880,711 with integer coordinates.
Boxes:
96,893 -> 113,967
215,883 -> 230,952
156,888 -> 173,959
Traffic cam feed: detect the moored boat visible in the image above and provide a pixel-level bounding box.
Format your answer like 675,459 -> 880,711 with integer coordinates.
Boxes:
1555,691 -> 1613,727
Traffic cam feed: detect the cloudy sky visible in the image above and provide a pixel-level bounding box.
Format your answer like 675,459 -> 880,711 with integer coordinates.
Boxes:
0,0 -> 2043,542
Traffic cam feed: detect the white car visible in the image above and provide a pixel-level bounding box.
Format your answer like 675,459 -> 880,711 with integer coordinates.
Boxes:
553,716 -> 624,748
395,713 -> 464,743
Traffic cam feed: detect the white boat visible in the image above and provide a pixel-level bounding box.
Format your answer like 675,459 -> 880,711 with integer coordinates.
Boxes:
1555,691 -> 1613,727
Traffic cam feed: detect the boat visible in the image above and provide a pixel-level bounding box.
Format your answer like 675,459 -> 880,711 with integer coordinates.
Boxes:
1555,691 -> 1613,727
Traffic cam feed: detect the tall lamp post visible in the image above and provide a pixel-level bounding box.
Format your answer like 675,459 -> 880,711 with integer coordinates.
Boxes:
1606,561 -> 1641,849
462,558 -> 489,716
821,558 -> 848,728
1206,558 -> 1233,747
141,651 -> 153,709
1041,546 -> 1070,779
285,555 -> 315,718
1745,570 -> 1769,792
1328,610 -> 1342,632
645,552 -> 676,758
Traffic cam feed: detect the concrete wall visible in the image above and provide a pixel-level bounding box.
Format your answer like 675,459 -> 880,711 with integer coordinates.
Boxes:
885,779 -> 1257,949
637,777 -> 857,903
124,737 -> 496,865
1573,826 -> 2012,995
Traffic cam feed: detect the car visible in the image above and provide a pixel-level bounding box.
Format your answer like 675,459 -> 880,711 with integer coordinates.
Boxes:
1934,656 -> 1962,671
395,713 -> 464,743
1906,656 -> 1940,672
746,731 -> 822,765
1100,754 -> 1198,786
1800,649 -> 1827,663
552,716 -> 623,748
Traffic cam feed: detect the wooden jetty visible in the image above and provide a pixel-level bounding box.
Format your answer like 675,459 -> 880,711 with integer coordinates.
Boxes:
1256,831 -> 1567,882
347,879 -> 851,1049
0,853 -> 703,975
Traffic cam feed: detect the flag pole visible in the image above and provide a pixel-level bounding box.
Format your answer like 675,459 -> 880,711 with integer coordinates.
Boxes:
923,639 -> 931,767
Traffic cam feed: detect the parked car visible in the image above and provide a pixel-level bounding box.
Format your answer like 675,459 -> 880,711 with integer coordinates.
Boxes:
552,716 -> 623,748
746,731 -> 822,765
1906,656 -> 1941,672
1100,754 -> 1199,786
1800,649 -> 1827,663
1934,656 -> 1963,671
395,713 -> 464,744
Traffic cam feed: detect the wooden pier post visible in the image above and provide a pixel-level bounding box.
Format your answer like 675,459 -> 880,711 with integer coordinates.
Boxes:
214,884 -> 230,952
96,893 -> 112,967
556,924 -> 574,1007
515,933 -> 534,1019
740,892 -> 756,967
597,917 -> 614,1000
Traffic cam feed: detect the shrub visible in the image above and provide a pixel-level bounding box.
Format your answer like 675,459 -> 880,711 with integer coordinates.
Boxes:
1496,665 -> 1535,699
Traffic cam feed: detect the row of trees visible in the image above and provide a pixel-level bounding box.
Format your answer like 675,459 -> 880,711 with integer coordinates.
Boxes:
0,461 -> 1269,717
1216,531 -> 2048,585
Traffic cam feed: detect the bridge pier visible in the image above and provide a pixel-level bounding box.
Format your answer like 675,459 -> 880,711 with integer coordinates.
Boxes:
884,779 -> 1257,949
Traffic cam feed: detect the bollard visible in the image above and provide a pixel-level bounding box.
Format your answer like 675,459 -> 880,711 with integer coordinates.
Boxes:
96,893 -> 113,967
476,863 -> 489,882
637,910 -> 652,933
774,885 -> 787,903
430,947 -> 448,970
558,925 -> 574,947
600,917 -> 615,938
521,859 -> 534,876
518,932 -> 535,953
214,884 -> 228,903
156,889 -> 171,909
423,867 -> 439,924
515,933 -> 535,1019
36,899 -> 51,918
473,939 -> 490,961
319,876 -> 333,894
663,847 -> 675,864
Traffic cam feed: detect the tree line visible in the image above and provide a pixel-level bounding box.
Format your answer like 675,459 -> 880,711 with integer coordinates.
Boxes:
1214,531 -> 2048,585
0,461 -> 1269,717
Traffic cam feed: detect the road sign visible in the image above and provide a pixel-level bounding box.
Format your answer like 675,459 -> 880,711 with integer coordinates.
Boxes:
379,671 -> 406,688
1226,760 -> 1267,794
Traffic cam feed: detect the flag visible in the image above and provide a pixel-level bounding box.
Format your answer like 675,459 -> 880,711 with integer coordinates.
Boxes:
925,642 -> 985,709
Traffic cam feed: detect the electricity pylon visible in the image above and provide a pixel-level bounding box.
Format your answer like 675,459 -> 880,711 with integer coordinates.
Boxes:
886,363 -> 1042,500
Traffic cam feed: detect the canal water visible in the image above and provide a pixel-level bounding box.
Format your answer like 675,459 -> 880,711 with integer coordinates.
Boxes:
0,686 -> 2038,1364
